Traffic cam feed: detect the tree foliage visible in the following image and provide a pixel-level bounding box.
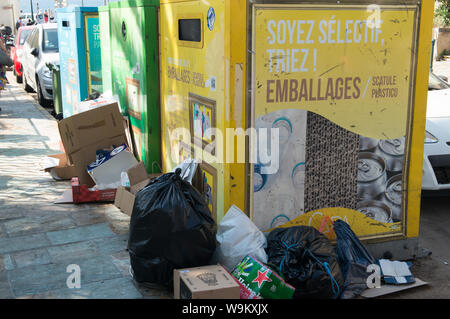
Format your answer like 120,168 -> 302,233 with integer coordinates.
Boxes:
435,0 -> 450,26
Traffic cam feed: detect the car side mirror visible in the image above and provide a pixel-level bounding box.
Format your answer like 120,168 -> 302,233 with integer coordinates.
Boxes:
31,47 -> 38,57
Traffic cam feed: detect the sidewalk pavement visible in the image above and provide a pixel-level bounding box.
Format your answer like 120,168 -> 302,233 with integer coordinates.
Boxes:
0,73 -> 171,299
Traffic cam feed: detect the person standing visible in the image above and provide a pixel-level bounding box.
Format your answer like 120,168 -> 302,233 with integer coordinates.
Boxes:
16,18 -> 22,31
0,36 -> 9,107
44,10 -> 49,23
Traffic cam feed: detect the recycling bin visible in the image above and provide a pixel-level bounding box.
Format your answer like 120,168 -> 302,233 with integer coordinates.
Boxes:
50,63 -> 62,117
56,6 -> 102,118
159,0 -> 434,259
99,5 -> 112,95
109,0 -> 161,173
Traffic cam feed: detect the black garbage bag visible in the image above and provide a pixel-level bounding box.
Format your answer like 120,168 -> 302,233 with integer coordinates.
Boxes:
333,219 -> 376,299
128,168 -> 217,288
266,226 -> 343,299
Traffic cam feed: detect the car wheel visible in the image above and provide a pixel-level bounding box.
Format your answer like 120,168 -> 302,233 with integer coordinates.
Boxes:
36,77 -> 50,107
16,71 -> 22,84
22,73 -> 33,93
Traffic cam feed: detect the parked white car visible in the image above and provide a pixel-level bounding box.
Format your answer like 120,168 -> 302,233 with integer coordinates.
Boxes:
422,72 -> 450,191
21,23 -> 59,107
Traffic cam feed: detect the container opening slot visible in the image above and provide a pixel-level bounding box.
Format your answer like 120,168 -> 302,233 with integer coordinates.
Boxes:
178,19 -> 201,42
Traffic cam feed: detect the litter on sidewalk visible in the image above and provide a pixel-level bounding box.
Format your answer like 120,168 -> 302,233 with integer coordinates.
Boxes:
49,101 -> 140,204
128,168 -> 217,287
57,101 -> 130,187
214,205 -> 268,272
87,143 -> 138,188
42,153 -> 76,181
231,255 -> 295,299
114,161 -> 161,216
39,102 -> 427,299
55,177 -> 117,204
378,259 -> 415,284
173,265 -> 240,299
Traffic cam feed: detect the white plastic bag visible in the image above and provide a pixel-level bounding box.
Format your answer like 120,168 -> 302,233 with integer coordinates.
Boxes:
172,158 -> 198,184
215,205 -> 268,271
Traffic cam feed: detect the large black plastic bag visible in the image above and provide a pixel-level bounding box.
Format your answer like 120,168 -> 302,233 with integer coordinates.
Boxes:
333,219 -> 376,299
128,169 -> 217,287
266,226 -> 343,299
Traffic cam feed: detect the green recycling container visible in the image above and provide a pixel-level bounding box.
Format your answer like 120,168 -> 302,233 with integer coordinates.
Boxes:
109,0 -> 161,173
51,64 -> 63,117
99,5 -> 112,95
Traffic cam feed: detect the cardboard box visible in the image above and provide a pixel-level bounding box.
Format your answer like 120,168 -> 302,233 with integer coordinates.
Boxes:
71,177 -> 117,203
42,153 -> 76,181
87,144 -> 138,187
114,162 -> 161,216
77,95 -> 121,114
58,102 -> 130,187
173,265 -> 240,299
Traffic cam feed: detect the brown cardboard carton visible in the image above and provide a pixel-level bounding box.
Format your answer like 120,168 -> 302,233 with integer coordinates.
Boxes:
43,153 -> 76,180
173,265 -> 240,299
114,162 -> 161,216
58,102 -> 129,187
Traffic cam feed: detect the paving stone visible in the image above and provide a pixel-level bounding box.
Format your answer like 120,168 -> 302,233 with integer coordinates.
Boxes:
2,215 -> 76,237
92,234 -> 128,255
2,254 -> 15,270
108,221 -> 130,235
9,255 -> 122,297
69,210 -> 108,227
12,249 -> 51,269
16,291 -> 57,299
110,251 -> 131,277
47,241 -> 98,263
102,209 -> 131,235
0,208 -> 24,221
133,281 -> 172,299
52,277 -> 142,299
0,271 -> 14,298
0,233 -> 51,254
0,255 -> 15,271
46,223 -> 116,246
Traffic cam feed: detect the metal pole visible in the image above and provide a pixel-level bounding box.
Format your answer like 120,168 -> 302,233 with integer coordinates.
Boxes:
430,39 -> 436,72
9,0 -> 17,34
30,0 -> 34,23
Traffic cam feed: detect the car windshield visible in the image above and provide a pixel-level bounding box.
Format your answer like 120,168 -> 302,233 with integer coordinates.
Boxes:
429,72 -> 450,90
19,29 -> 32,45
42,29 -> 58,52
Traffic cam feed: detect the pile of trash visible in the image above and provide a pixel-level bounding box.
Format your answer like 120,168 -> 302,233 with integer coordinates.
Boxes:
41,98 -> 161,207
128,172 -> 420,299
40,100 -> 423,300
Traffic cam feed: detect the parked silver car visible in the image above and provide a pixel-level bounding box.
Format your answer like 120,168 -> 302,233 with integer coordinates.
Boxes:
21,23 -> 59,106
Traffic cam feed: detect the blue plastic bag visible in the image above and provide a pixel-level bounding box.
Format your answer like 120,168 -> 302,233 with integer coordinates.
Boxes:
333,219 -> 376,299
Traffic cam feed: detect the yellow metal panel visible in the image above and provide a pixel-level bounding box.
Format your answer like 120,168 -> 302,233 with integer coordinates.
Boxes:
248,2 -> 433,240
406,0 -> 434,238
226,0 -> 248,214
159,0 -> 433,240
160,0 -> 229,222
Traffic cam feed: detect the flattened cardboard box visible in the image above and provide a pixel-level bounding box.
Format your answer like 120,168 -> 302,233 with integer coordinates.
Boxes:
174,265 -> 240,299
114,161 -> 161,216
58,102 -> 130,187
43,153 -> 76,180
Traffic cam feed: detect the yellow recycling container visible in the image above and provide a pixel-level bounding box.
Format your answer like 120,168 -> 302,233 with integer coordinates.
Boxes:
159,0 -> 434,259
